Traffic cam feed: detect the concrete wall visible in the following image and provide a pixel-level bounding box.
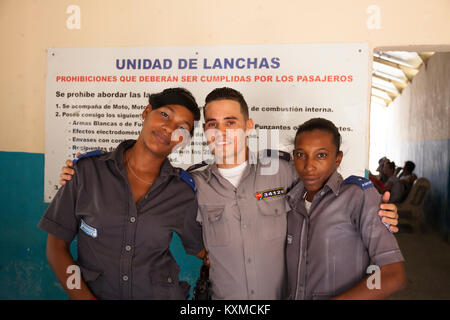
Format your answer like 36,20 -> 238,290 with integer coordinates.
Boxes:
1,0 -> 449,299
369,52 -> 450,240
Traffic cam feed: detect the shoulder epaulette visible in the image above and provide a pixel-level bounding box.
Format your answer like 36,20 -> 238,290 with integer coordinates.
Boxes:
179,169 -> 197,194
73,149 -> 104,165
187,161 -> 209,172
343,175 -> 373,190
260,149 -> 291,161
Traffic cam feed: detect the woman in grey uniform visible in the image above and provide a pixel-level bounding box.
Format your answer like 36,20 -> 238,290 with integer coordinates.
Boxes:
38,88 -> 205,300
286,118 -> 406,300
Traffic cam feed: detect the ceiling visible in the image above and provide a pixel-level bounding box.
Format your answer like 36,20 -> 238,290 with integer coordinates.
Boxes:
370,51 -> 435,109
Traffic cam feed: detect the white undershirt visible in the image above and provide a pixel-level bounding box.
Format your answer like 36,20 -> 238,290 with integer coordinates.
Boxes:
217,161 -> 248,188
305,199 -> 312,214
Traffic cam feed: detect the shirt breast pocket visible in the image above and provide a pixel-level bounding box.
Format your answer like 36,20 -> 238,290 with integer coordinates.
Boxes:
258,198 -> 287,241
200,205 -> 230,247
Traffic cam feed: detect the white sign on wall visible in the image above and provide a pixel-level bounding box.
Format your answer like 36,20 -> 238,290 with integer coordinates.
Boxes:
44,43 -> 370,201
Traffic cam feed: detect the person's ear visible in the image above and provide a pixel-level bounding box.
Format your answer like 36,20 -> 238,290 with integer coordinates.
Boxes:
142,104 -> 152,120
245,118 -> 255,132
335,150 -> 343,168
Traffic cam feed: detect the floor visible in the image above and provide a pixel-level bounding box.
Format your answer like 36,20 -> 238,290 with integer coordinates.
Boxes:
389,224 -> 450,300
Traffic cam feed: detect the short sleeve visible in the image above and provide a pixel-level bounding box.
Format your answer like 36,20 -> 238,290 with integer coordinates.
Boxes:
178,196 -> 204,256
37,169 -> 80,243
357,187 -> 404,267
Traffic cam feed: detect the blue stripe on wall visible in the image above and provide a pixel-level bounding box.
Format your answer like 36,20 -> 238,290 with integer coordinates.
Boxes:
0,151 -> 201,299
404,139 -> 450,241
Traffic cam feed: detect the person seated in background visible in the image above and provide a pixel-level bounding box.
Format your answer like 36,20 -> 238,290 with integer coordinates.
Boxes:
377,157 -> 390,183
369,157 -> 389,193
382,161 -> 404,203
398,161 -> 417,201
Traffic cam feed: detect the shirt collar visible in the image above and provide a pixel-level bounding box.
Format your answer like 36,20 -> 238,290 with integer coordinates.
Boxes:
202,148 -> 254,183
325,170 -> 343,196
98,139 -> 134,166
192,148 -> 283,183
209,161 -> 252,184
287,170 -> 343,206
99,139 -> 178,177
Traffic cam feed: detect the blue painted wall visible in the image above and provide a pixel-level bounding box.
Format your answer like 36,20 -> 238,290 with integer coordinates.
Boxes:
405,139 -> 450,241
0,151 -> 201,299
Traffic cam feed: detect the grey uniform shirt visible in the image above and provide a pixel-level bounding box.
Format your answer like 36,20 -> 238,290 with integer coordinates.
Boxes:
192,152 -> 298,300
285,171 -> 404,300
38,140 -> 203,300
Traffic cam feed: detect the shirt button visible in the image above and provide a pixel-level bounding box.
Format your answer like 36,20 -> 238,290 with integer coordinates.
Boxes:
125,245 -> 132,252
167,277 -> 172,284
130,217 -> 136,223
250,290 -> 254,295
123,275 -> 129,281
247,258 -> 251,263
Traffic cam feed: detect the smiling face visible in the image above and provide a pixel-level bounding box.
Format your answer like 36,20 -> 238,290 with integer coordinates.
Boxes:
139,104 -> 194,158
293,129 -> 343,201
203,99 -> 254,167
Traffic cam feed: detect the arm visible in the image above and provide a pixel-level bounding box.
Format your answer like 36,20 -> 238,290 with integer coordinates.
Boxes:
46,234 -> 96,300
60,160 -> 75,185
331,262 -> 406,300
195,248 -> 206,259
378,191 -> 399,233
334,187 -> 405,300
195,248 -> 210,267
382,180 -> 393,193
60,152 -> 81,185
40,158 -> 96,299
400,175 -> 416,186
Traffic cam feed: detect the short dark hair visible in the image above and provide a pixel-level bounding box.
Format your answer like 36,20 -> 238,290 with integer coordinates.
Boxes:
149,87 -> 200,135
404,161 -> 415,172
294,118 -> 342,154
204,87 -> 249,120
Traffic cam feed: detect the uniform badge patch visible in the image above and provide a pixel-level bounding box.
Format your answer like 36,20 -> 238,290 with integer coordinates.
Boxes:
80,219 -> 98,238
343,175 -> 374,190
73,149 -> 103,165
254,187 -> 285,200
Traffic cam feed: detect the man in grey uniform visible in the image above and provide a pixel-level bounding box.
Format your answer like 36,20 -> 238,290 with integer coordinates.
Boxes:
189,87 -> 297,299
193,147 -> 296,299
